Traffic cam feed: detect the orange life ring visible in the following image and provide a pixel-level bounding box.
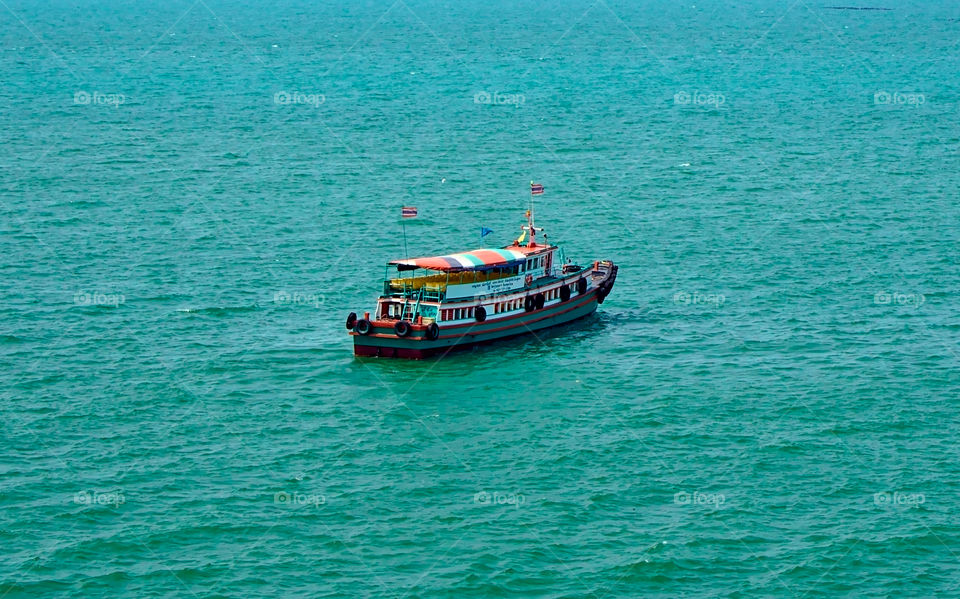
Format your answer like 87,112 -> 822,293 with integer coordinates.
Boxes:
525,274 -> 533,286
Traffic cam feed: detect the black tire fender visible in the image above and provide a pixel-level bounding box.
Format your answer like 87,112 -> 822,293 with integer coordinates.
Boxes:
394,320 -> 412,337
535,293 -> 545,310
425,323 -> 440,340
475,306 -> 487,322
524,296 -> 535,312
559,285 -> 571,302
577,278 -> 588,295
345,312 -> 358,330
355,319 -> 372,335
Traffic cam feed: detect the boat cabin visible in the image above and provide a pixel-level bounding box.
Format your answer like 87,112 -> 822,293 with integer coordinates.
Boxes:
378,242 -> 561,324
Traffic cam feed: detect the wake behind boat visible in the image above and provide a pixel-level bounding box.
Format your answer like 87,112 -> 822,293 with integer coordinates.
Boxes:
346,185 -> 618,358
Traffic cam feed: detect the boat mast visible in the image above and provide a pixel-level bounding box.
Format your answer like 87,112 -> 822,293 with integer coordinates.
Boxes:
527,198 -> 535,247
525,182 -> 542,247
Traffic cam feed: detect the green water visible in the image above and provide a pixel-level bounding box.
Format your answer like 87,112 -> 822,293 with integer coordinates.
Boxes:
3,0 -> 959,596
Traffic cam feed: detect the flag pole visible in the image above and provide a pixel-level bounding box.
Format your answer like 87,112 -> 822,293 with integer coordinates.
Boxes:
401,210 -> 409,258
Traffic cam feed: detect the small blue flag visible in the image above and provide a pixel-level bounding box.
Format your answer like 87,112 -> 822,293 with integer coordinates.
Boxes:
480,227 -> 494,238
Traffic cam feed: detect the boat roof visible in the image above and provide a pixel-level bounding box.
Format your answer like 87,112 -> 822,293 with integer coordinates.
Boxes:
390,247 -> 531,272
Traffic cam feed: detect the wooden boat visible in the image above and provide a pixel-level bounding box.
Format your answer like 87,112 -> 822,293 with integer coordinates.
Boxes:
346,205 -> 617,358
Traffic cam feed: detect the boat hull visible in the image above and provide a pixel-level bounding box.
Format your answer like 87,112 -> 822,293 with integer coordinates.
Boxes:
352,289 -> 601,359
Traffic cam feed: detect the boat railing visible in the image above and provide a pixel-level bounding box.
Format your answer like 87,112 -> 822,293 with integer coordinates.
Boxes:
384,269 -> 517,302
383,281 -> 445,302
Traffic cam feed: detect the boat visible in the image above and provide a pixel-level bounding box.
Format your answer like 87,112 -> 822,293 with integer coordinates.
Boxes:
346,202 -> 618,359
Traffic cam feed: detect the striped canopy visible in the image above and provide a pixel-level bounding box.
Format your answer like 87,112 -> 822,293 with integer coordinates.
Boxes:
390,248 -> 527,272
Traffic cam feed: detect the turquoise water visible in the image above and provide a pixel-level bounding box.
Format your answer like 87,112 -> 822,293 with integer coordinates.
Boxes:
3,0 -> 960,596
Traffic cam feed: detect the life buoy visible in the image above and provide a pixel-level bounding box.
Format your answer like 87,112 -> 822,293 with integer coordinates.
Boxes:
524,296 -> 535,312
559,285 -> 571,302
577,278 -> 587,295
535,293 -> 545,310
395,320 -> 412,337
345,312 -> 357,330
525,274 -> 533,286
475,306 -> 487,322
425,322 -> 440,340
355,319 -> 372,335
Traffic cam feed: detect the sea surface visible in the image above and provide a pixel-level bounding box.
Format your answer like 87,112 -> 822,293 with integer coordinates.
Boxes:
2,0 -> 959,596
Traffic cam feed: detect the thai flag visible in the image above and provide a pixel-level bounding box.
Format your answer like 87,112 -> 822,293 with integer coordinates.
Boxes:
401,206 -> 418,218
530,182 -> 544,195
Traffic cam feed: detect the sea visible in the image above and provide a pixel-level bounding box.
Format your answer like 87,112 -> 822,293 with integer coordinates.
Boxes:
2,0 -> 959,596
